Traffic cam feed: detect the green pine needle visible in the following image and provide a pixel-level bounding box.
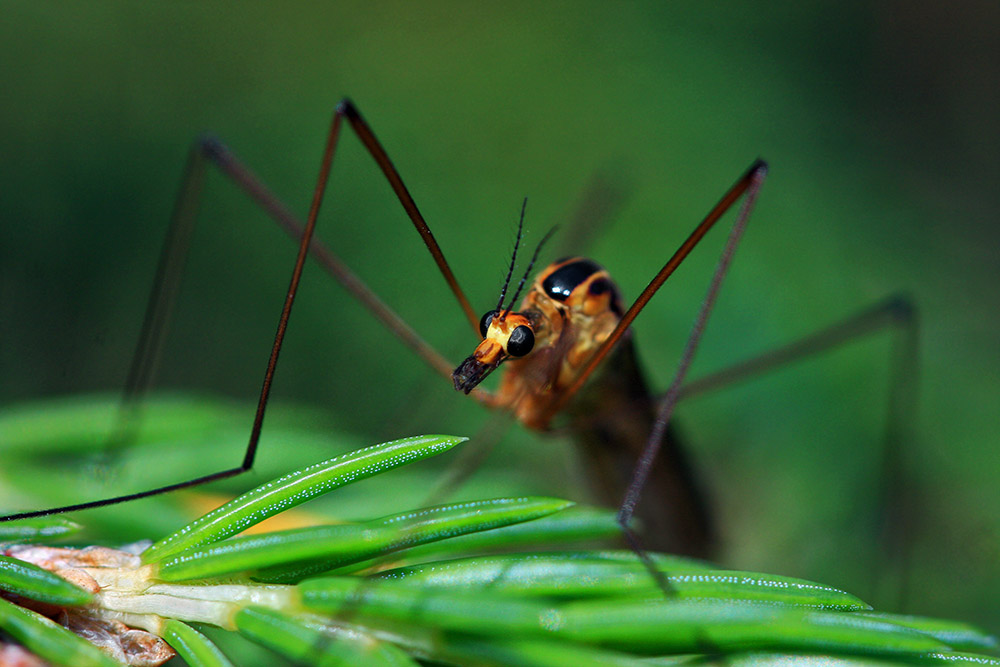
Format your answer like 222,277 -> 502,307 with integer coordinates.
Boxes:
0,395 -> 996,666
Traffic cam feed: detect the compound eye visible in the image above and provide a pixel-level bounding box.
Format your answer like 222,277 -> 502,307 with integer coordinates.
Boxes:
479,310 -> 498,338
506,325 -> 535,357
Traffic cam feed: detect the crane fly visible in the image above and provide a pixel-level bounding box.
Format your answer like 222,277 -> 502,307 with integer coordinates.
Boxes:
1,100 -> 916,569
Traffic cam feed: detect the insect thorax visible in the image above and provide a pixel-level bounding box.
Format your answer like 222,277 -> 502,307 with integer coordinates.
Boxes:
497,257 -> 625,430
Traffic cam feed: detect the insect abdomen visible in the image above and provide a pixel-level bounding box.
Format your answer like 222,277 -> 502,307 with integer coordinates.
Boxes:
565,332 -> 715,557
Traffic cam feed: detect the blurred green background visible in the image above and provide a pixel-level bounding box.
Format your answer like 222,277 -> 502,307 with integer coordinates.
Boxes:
1,1 -> 998,634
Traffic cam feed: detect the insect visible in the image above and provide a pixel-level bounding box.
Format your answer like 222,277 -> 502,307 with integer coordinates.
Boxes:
1,100 -> 916,567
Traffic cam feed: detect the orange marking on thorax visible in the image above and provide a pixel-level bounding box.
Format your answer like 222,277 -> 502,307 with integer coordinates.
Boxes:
493,258 -> 624,430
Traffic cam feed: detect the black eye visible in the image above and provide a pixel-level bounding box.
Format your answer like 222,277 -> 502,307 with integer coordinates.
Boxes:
506,325 -> 535,357
479,310 -> 498,338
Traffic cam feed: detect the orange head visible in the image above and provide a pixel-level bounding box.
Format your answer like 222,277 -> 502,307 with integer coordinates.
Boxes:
452,309 -> 535,394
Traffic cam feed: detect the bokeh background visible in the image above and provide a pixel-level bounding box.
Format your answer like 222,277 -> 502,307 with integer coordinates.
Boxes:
1,1 -> 998,635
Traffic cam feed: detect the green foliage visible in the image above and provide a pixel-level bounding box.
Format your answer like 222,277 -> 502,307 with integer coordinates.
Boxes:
0,396 -> 996,666
156,496 -> 570,582
143,434 -> 469,563
2,3 -> 998,640
0,597 -> 120,667
161,620 -> 235,667
0,555 -> 92,606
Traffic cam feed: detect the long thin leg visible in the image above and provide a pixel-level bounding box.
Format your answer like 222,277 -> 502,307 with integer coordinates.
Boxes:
545,160 -> 769,420
105,144 -> 208,453
876,297 -> 919,610
406,175 -> 636,506
0,99 -> 477,521
197,135 -> 459,381
517,160 -> 766,590
678,295 -> 916,401
677,294 -> 919,608
617,162 -> 768,585
121,100 -> 481,408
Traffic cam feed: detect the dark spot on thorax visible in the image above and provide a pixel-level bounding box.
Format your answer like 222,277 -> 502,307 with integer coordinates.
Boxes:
542,258 -> 603,301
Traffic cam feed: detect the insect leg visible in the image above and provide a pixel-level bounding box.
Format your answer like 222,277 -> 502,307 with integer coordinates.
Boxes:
678,295 -> 917,401
107,142 -> 209,454
546,160 -> 769,418
525,160 -> 767,588
194,133 -> 461,382
0,100 -> 479,521
615,162 -> 768,577
419,168 -> 634,507
678,294 -> 919,608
